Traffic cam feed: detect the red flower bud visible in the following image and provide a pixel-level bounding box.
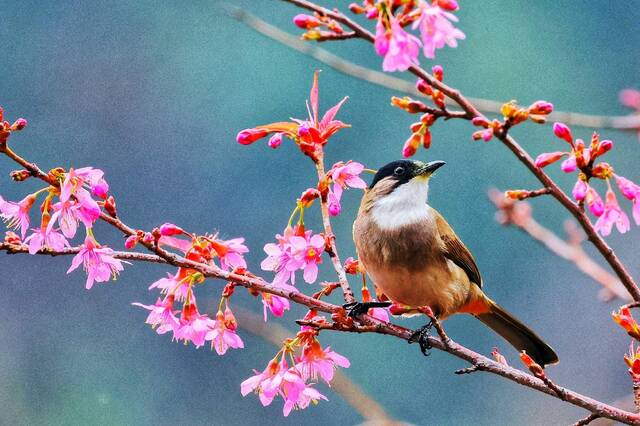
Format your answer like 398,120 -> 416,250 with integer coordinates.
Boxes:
402,133 -> 420,157
344,257 -> 359,274
416,79 -> 432,95
471,116 -> 490,127
11,118 -> 27,131
594,139 -> 613,157
299,188 -> 320,208
236,128 -> 269,145
159,222 -> 184,236
10,169 -> 31,181
534,151 -> 566,168
293,14 -> 322,29
124,235 -> 139,249
520,351 -> 545,377
528,101 -> 553,115
432,65 -> 444,82
553,122 -> 573,145
421,128 -> 432,149
104,196 -> 117,217
434,0 -> 459,11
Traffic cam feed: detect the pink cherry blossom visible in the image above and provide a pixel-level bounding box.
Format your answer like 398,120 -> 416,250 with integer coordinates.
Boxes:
595,189 -> 630,236
206,307 -> 244,355
132,295 -> 180,335
378,16 -> 421,72
47,200 -> 80,238
24,226 -> 70,255
279,367 -> 310,416
374,18 -> 389,56
413,0 -> 465,59
261,228 -> 301,286
241,358 -> 286,407
209,237 -> 249,271
329,161 -> 367,200
261,289 -> 293,321
297,340 -> 350,383
173,303 -> 213,348
67,236 -> 126,289
290,233 -> 325,284
615,175 -> 640,225
369,305 -> 390,322
60,167 -> 107,202
572,179 -> 588,201
148,272 -> 192,302
283,385 -> 328,416
0,194 -> 35,238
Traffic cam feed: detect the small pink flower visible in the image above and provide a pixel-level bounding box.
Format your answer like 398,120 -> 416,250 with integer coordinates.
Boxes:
327,189 -> 341,216
67,236 -> 126,289
297,340 -> 350,384
413,0 -> 465,59
585,187 -> 604,217
262,289 -> 293,321
149,272 -> 192,302
132,295 -> 180,335
0,194 -> 36,239
595,188 -> 630,236
534,151 -> 566,168
61,167 -> 107,202
553,122 -> 574,145
329,161 -> 367,201
241,358 -> 286,407
290,233 -> 325,284
206,307 -> 244,355
283,385 -> 328,416
24,226 -> 70,255
268,133 -> 283,149
209,237 -> 249,271
615,175 -> 640,225
280,367 -> 312,416
173,303 -> 213,348
91,179 -> 109,199
379,16 -> 421,72
374,18 -> 389,56
159,222 -> 184,236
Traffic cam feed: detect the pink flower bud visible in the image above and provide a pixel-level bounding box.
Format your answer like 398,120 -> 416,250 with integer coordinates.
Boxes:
615,175 -> 640,200
91,179 -> 109,199
268,132 -> 283,149
480,128 -> 493,142
586,187 -> 604,217
472,116 -> 489,127
142,232 -> 154,244
432,65 -> 444,81
560,155 -> 577,173
595,139 -> 613,157
552,122 -> 573,145
11,118 -> 27,131
125,235 -> 138,249
159,223 -> 183,236
528,101 -> 553,115
293,14 -> 321,29
402,133 -> 420,158
416,79 -> 432,96
534,151 -> 566,168
572,179 -> 588,201
236,128 -> 269,145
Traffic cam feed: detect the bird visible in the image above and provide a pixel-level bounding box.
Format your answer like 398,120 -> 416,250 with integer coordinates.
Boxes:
351,159 -> 558,367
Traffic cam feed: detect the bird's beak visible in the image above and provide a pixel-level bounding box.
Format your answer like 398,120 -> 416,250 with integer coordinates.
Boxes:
417,160 -> 446,177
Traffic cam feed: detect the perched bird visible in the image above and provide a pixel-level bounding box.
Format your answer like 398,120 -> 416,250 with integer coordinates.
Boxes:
351,159 -> 558,367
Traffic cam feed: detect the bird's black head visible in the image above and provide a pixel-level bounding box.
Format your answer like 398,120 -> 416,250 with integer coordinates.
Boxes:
369,160 -> 446,189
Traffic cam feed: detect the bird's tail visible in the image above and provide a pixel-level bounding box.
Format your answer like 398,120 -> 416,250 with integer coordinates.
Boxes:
474,298 -> 559,367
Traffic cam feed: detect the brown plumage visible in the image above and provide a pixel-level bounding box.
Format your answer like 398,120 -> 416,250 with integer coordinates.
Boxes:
353,160 -> 558,367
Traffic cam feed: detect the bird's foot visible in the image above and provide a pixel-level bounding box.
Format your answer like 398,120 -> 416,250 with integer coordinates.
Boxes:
343,301 -> 392,318
408,320 -> 434,356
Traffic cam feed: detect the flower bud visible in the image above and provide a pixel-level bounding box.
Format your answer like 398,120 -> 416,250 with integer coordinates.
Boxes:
594,139 -> 613,158
534,151 -> 566,168
343,257 -> 359,274
471,116 -> 489,127
410,122 -> 423,133
293,14 -> 322,29
520,351 -> 545,378
572,179 -> 587,201
491,347 -> 508,366
104,195 -> 117,217
432,65 -> 443,81
420,113 -> 436,126
402,133 -> 420,158
552,122 -> 573,145
434,0 -> 459,11
236,128 -> 269,145
391,96 -> 426,113
4,231 -> 21,245
299,188 -> 320,208
349,3 -> 365,14
421,128 -> 432,149
586,187 -> 604,217
10,169 -> 31,181
416,79 -> 432,96
91,179 -> 109,199
124,235 -> 138,249
268,132 -> 283,149
11,118 -> 27,131
142,232 -> 154,244
527,101 -> 553,115
505,190 -> 529,200
592,162 -> 613,179
159,222 -> 184,236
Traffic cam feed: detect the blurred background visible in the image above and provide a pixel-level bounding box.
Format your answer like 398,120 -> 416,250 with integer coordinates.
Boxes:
0,1 -> 639,424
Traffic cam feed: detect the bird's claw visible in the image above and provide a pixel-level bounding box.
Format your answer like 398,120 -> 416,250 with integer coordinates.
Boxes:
343,301 -> 391,318
408,320 -> 434,356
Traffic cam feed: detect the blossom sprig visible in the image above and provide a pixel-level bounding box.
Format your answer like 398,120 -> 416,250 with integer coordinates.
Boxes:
534,122 -> 639,235
624,341 -> 640,381
241,321 -> 349,416
471,100 -> 554,143
0,106 -> 27,146
293,13 -> 351,41
350,0 -> 464,71
236,71 -> 349,162
613,306 -> 640,341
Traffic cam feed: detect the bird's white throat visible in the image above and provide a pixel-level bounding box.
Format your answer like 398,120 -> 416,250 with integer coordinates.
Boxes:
371,178 -> 432,230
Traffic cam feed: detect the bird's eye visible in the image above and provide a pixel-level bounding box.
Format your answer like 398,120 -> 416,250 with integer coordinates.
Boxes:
393,166 -> 405,176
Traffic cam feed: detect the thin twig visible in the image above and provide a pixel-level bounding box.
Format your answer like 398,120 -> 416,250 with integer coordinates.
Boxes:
228,6 -> 640,130
573,413 -> 601,426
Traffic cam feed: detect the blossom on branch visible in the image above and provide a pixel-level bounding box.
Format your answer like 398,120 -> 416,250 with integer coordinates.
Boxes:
413,0 -> 465,59
0,194 -> 36,238
67,236 -> 126,289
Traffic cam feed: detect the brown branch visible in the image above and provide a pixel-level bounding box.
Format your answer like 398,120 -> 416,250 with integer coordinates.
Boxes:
489,189 -> 631,302
573,413 -> 601,426
280,0 -> 640,303
315,157 -> 355,304
227,6 -> 640,130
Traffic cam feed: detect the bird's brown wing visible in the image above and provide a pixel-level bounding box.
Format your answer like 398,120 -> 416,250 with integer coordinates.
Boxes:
434,208 -> 483,288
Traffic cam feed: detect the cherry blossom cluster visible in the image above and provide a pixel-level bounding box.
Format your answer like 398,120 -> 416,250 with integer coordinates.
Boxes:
241,318 -> 350,416
353,0 -> 463,71
0,151 -> 126,289
534,123 -> 640,236
132,225 -> 249,355
471,100 -> 554,142
292,12 -> 346,41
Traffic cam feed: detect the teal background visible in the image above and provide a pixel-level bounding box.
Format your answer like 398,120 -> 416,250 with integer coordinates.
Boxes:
0,1 -> 639,424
